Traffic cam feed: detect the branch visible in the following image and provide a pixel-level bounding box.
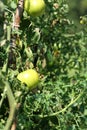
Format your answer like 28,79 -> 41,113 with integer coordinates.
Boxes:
0,72 -> 17,130
13,0 -> 24,29
3,81 -> 17,130
8,0 -> 24,69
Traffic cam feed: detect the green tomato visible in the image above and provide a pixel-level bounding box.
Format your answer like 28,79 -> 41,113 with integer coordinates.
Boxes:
17,69 -> 39,89
24,0 -> 30,12
24,0 -> 46,17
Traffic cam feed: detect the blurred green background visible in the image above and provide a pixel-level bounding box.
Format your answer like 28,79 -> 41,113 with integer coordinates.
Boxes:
68,0 -> 87,26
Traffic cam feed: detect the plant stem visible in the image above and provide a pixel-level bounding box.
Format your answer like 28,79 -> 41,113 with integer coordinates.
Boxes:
0,87 -> 7,108
3,82 -> 17,130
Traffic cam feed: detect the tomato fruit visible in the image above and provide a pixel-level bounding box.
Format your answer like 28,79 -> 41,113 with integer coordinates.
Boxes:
24,0 -> 46,17
17,69 -> 39,89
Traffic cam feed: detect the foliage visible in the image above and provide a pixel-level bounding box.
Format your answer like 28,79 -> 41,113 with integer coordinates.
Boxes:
0,0 -> 87,129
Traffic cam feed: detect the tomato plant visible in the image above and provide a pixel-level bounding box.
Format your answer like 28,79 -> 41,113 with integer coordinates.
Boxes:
0,0 -> 87,130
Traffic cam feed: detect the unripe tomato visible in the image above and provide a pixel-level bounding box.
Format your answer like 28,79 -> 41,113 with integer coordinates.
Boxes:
24,0 -> 46,17
80,20 -> 84,24
17,69 -> 39,89
24,0 -> 30,12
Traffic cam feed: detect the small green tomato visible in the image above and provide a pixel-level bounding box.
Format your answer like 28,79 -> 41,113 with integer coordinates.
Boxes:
17,69 -> 39,89
24,0 -> 46,17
